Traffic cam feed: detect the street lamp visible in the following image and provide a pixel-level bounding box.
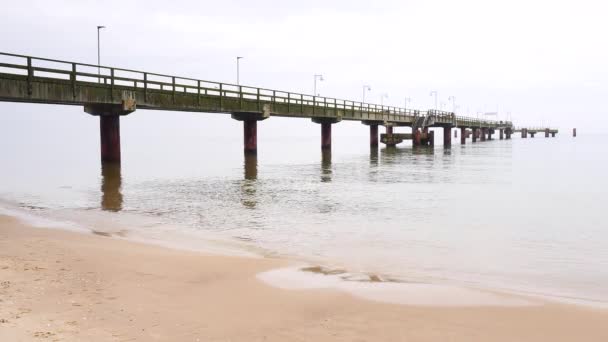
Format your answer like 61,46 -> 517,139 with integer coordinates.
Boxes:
314,74 -> 324,96
236,56 -> 244,85
404,97 -> 411,111
97,25 -> 105,81
429,90 -> 438,111
362,84 -> 371,103
380,93 -> 388,106
448,96 -> 456,113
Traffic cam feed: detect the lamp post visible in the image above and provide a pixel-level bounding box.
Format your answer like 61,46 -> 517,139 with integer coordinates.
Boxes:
97,25 -> 105,81
236,56 -> 244,85
314,74 -> 324,96
429,90 -> 438,111
362,84 -> 371,103
380,93 -> 388,106
448,96 -> 456,113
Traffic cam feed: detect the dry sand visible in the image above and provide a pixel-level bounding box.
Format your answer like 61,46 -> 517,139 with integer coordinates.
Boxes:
1,214 -> 607,341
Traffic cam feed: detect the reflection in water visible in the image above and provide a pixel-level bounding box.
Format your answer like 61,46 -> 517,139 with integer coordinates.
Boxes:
241,153 -> 258,209
370,146 -> 379,167
380,146 -> 408,166
101,162 -> 123,212
321,149 -> 332,183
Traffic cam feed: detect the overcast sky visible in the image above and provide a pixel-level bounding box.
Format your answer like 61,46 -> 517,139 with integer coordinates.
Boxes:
1,0 -> 606,132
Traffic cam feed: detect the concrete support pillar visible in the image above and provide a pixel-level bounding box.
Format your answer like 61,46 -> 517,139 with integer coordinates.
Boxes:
472,129 -> 478,143
488,129 -> 493,140
460,127 -> 466,144
443,126 -> 452,147
232,112 -> 269,155
530,132 -> 535,138
370,124 -> 378,147
243,119 -> 258,154
522,129 -> 527,138
428,130 -> 435,147
506,128 -> 511,139
85,103 -> 135,164
552,132 -> 556,138
99,115 -> 121,163
454,129 -> 458,138
312,118 -> 340,150
386,126 -> 394,135
573,128 -> 577,137
545,129 -> 550,138
321,122 -> 332,150
499,129 -> 504,140
481,128 -> 487,141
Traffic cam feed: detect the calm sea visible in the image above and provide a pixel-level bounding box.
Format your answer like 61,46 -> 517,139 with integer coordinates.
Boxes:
1,105 -> 607,305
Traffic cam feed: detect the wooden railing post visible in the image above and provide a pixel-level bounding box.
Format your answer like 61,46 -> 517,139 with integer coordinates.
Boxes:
110,68 -> 114,102
26,57 -> 33,95
239,85 -> 243,110
172,77 -> 176,104
257,88 -> 260,112
197,80 -> 200,106
219,83 -> 223,110
144,73 -> 149,102
71,63 -> 76,98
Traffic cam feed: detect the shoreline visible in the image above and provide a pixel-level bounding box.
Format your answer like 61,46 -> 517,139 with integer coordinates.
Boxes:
2,201 -> 606,309
1,214 -> 608,341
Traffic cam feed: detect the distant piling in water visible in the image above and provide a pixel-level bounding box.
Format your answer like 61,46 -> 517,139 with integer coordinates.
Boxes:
573,128 -> 577,137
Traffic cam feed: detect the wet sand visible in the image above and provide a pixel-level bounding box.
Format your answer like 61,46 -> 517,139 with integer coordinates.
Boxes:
1,215 -> 607,341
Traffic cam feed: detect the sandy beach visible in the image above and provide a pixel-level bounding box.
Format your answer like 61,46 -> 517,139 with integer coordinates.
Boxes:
1,215 -> 607,341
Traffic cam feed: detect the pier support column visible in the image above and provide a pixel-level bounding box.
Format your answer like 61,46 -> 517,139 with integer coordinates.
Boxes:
499,129 -> 504,140
506,128 -> 512,139
522,129 -> 527,139
545,129 -> 550,138
362,121 -> 383,148
312,117 -> 341,150
552,132 -> 556,137
573,128 -> 577,137
85,102 -> 136,164
244,120 -> 258,153
472,129 -> 478,143
386,126 -> 394,135
321,122 -> 331,150
454,129 -> 458,138
481,128 -> 487,141
232,112 -> 270,154
443,126 -> 452,147
530,132 -> 535,138
100,116 -> 121,163
413,128 -> 422,146
460,127 -> 466,144
488,129 -> 493,140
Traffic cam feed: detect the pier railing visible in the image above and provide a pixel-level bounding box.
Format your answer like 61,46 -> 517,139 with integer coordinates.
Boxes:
0,51 -> 509,128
